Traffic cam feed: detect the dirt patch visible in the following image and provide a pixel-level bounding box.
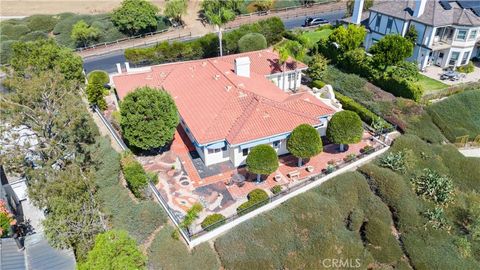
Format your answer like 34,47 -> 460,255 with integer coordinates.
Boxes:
0,0 -> 166,16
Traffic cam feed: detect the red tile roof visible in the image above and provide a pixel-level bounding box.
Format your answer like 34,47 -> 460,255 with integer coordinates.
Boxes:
113,49 -> 334,146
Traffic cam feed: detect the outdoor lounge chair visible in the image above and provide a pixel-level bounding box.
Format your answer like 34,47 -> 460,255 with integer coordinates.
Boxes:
287,170 -> 300,179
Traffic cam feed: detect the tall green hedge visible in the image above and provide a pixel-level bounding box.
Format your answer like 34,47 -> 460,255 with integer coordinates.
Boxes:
238,33 -> 267,52
121,154 -> 148,198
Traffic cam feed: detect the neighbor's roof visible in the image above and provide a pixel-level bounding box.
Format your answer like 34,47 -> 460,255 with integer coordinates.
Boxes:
113,49 -> 334,146
369,0 -> 480,27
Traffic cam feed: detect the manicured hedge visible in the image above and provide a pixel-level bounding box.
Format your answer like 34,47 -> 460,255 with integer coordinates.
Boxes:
374,75 -> 424,102
120,153 -> 148,198
125,17 -> 285,65
88,70 -> 110,84
237,189 -> 269,215
238,33 -> 267,52
201,214 -> 226,231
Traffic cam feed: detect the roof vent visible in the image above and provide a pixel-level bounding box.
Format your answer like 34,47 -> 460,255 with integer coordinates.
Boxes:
225,85 -> 232,92
237,83 -> 245,89
234,57 -> 250,78
238,91 -> 247,98
213,74 -> 220,80
202,61 -> 207,67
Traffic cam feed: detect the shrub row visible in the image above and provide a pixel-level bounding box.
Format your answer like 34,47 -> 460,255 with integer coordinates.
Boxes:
334,91 -> 379,125
237,189 -> 269,215
120,153 -> 149,198
125,17 -> 285,65
201,213 -> 226,231
92,137 -> 166,243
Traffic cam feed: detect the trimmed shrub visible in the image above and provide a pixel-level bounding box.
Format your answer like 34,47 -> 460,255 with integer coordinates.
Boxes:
287,124 -> 323,166
335,91 -> 378,125
88,70 -> 110,84
237,189 -> 269,215
271,185 -> 282,194
26,15 -> 58,32
312,80 -> 325,89
121,154 -> 148,198
326,110 -> 363,148
374,75 -> 423,101
238,33 -> 267,52
246,145 -> 279,177
457,61 -> 475,73
201,214 -> 226,231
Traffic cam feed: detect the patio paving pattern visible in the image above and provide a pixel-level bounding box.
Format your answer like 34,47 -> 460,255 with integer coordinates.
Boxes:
138,126 -> 377,224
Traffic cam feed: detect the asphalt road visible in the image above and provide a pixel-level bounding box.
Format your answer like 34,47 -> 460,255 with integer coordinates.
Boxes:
83,9 -> 345,73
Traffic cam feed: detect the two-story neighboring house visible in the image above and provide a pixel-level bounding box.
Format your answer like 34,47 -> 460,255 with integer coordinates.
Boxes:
361,0 -> 480,70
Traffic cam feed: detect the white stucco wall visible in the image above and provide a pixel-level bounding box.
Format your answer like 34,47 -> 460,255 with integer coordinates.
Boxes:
267,71 -> 303,91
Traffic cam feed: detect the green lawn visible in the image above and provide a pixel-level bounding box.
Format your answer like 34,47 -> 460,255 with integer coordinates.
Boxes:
416,74 -> 448,92
301,29 -> 333,43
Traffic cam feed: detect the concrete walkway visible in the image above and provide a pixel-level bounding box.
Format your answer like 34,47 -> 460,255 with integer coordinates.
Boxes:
459,148 -> 480,158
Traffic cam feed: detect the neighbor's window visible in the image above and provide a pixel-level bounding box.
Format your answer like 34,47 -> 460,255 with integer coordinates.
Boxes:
468,30 -> 477,40
461,51 -> 470,65
456,29 -> 467,41
375,14 -> 382,31
386,18 -> 393,33
242,148 -> 249,156
449,51 -> 460,66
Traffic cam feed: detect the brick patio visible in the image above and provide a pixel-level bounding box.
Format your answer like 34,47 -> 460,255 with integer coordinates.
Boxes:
141,126 -> 376,218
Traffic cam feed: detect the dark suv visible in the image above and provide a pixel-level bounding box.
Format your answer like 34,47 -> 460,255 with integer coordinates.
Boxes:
303,17 -> 329,27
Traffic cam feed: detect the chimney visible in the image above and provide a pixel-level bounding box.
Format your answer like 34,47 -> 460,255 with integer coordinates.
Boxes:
413,0 -> 427,17
234,57 -> 250,78
352,0 -> 365,25
116,63 -> 122,74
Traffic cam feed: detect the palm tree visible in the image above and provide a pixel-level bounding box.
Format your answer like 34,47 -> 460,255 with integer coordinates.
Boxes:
274,44 -> 289,90
202,0 -> 237,56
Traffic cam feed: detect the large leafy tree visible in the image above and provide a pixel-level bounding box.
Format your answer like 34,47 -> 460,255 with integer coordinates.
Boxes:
8,39 -> 83,82
35,165 -> 105,260
79,230 -> 146,270
326,110 -> 363,152
238,32 -> 267,52
370,34 -> 414,70
201,0 -> 240,56
120,87 -> 179,151
254,0 -> 274,11
246,145 -> 279,182
164,0 -> 188,24
287,124 -> 323,166
71,20 -> 100,47
112,0 -> 159,36
306,53 -> 329,80
327,24 -> 366,52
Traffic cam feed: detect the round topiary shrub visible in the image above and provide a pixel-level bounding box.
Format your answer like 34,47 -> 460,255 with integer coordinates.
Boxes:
326,110 -> 363,151
287,124 -> 323,166
247,188 -> 269,201
246,144 -> 279,182
238,33 -> 267,53
201,213 -> 226,231
88,70 -> 110,84
237,188 -> 269,215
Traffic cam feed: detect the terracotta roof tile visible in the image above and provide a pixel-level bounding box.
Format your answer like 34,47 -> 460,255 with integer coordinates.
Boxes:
112,50 -> 334,146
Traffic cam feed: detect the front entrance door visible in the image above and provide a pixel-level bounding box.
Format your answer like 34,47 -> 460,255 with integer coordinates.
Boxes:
435,52 -> 444,66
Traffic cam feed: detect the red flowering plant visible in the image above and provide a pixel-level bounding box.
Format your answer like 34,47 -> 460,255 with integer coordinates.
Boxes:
0,200 -> 16,237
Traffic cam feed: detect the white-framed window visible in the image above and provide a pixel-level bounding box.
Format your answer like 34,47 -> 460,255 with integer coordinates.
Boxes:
449,51 -> 460,66
461,51 -> 470,65
208,148 -> 222,154
456,29 -> 468,41
242,148 -> 249,156
272,140 -> 280,149
468,30 -> 477,41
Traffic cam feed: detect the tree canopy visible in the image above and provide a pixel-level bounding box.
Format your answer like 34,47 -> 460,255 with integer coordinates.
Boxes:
238,33 -> 267,52
326,110 -> 363,147
246,144 -> 279,176
8,39 -> 83,82
201,0 -> 239,26
370,34 -> 414,69
287,124 -> 323,165
254,0 -> 274,11
86,76 -> 107,110
79,230 -> 146,270
164,0 -> 188,23
71,20 -> 100,47
120,87 -> 179,151
327,24 -> 366,52
112,0 -> 159,35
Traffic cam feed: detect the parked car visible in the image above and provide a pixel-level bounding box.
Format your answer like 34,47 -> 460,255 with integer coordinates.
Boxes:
303,17 -> 329,27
